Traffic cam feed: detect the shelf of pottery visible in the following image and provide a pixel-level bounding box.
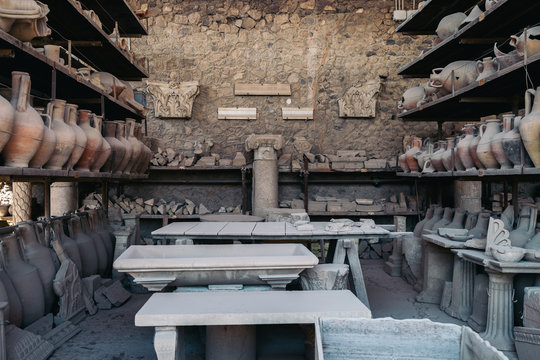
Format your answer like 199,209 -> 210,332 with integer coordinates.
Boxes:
395,0 -> 540,178
0,0 -> 152,180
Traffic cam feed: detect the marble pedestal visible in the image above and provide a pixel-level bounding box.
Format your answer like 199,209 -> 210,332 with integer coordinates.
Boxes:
445,255 -> 475,321
416,241 -> 454,304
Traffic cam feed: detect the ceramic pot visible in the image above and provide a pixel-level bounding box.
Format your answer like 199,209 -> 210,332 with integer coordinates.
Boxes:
431,207 -> 454,232
44,99 -> 76,170
398,150 -> 410,173
28,106 -> 56,168
398,86 -> 424,111
68,216 -> 98,277
51,217 -> 82,275
88,210 -> 112,273
476,118 -> 501,169
75,110 -> 103,172
90,115 -> 110,172
423,207 -> 444,232
0,1 -> 43,32
97,208 -> 116,248
17,221 -> 57,314
431,141 -> 447,172
118,81 -> 145,114
420,143 -> 436,173
458,5 -> 482,30
413,206 -> 438,237
429,61 -> 479,94
65,103 -> 87,170
0,266 -> 23,327
510,26 -> 540,57
468,211 -> 490,238
509,206 -> 537,248
520,87 -> 540,167
485,0 -> 499,10
441,138 -> 456,171
493,43 -> 522,70
456,124 -> 476,170
453,137 -> 465,170
469,125 -> 485,169
502,115 -> 534,168
0,91 -> 14,153
79,213 -> 107,276
2,72 -> 44,167
405,137 -> 422,172
114,121 -> 132,174
0,233 -> 45,327
490,114 -> 514,169
446,208 -> 466,229
133,124 -> 149,173
9,15 -> 51,42
415,139 -> 432,171
102,121 -> 125,173
436,12 -> 466,40
90,72 -> 125,97
476,57 -> 499,82
124,119 -> 142,174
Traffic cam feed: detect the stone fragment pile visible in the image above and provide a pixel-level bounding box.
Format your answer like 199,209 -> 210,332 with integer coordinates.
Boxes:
150,142 -> 247,168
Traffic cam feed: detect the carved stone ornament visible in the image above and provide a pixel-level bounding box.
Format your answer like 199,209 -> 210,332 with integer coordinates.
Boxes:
485,217 -> 510,256
146,80 -> 200,119
338,79 -> 381,118
245,134 -> 284,152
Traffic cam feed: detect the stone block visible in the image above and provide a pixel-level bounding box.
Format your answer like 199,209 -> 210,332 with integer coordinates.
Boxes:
219,159 -> 233,166
331,161 -> 365,170
195,156 -> 217,166
291,199 -> 305,209
356,204 -> 384,212
82,275 -> 102,298
524,287 -> 540,328
364,159 -> 388,169
102,280 -> 131,307
308,201 -> 327,211
94,287 -> 113,310
232,152 -> 246,166
356,198 -> 374,205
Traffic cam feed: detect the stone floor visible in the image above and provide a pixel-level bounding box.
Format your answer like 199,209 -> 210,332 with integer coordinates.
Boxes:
49,259 -> 478,359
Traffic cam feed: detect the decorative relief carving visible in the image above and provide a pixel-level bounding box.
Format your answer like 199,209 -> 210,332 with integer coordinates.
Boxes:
146,80 -> 200,119
338,79 -> 381,118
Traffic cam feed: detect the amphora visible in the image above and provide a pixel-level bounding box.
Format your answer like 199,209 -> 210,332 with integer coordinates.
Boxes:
28,106 -> 56,168
519,87 -> 540,167
456,124 -> 476,170
44,99 -> 76,170
490,114 -> 513,169
476,118 -> 501,169
75,110 -> 103,172
502,116 -> 534,168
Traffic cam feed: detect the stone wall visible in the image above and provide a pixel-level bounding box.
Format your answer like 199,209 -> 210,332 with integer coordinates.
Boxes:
130,0 -> 443,159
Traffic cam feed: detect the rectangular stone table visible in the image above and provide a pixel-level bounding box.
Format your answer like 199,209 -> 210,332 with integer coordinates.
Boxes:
136,290 -> 371,360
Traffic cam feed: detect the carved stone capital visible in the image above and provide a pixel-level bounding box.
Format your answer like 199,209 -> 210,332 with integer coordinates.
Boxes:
338,78 -> 381,118
245,134 -> 283,152
146,80 -> 200,119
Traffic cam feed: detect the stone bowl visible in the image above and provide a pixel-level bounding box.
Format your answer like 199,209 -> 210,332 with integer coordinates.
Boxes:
491,245 -> 526,263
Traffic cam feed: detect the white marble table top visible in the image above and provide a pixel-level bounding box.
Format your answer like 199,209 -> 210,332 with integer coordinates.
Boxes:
423,233 -> 468,249
135,290 -> 371,327
455,249 -> 540,274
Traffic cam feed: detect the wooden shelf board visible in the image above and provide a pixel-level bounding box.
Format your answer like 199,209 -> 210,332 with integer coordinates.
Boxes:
78,0 -> 147,37
0,166 -> 147,181
148,166 -> 249,172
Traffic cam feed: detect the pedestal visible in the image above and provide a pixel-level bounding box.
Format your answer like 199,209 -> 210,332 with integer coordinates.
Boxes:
206,325 -> 256,360
445,256 -> 475,321
245,134 -> 283,217
11,182 -> 32,223
468,272 -> 489,332
50,182 -> 78,216
481,270 -> 515,351
416,242 -> 454,304
154,326 -> 183,360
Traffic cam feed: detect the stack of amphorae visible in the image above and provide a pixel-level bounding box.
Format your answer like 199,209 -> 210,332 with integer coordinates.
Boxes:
0,71 -> 152,174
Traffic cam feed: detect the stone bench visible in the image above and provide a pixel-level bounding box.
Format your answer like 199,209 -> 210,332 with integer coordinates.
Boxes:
135,290 -> 371,360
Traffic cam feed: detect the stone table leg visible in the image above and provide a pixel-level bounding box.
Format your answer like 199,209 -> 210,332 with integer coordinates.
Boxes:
333,239 -> 370,308
416,242 -> 454,304
383,236 -> 403,277
154,326 -> 184,360
206,325 -> 256,360
481,270 -> 515,351
445,255 -> 475,321
11,181 -> 32,223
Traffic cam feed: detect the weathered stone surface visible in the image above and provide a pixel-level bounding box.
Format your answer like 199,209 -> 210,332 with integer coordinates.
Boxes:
300,264 -> 349,290
523,286 -> 540,328
146,80 -> 200,119
102,280 -> 131,307
338,78 -> 381,118
232,152 -> 246,166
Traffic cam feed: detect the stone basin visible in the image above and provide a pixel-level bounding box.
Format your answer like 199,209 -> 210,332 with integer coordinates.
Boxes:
113,244 -> 319,291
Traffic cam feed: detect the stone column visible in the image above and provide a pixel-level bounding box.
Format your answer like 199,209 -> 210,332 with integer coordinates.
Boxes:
445,256 -> 475,321
454,180 -> 482,213
481,270 -> 515,351
11,182 -> 32,223
50,182 -> 78,216
245,134 -> 283,217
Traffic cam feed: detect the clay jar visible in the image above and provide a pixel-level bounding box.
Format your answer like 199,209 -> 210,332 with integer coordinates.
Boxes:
115,121 -> 132,174
413,206 -> 439,237
88,210 -> 112,272
468,212 -> 490,239
98,208 -> 116,247
44,99 -> 76,170
405,137 -> 422,172
423,207 -> 444,233
503,116 -> 534,168
446,208 -> 466,229
102,121 -> 125,173
0,233 -> 45,327
441,138 -> 456,171
28,105 -> 56,168
79,213 -> 107,276
431,141 -> 447,172
68,215 -> 99,277
124,119 -> 142,174
65,103 -> 87,170
51,217 -> 83,275
456,124 -> 476,170
476,57 -> 499,82
0,91 -> 14,153
0,266 -> 23,327
75,110 -> 103,172
398,150 -> 410,173
398,86 -> 424,111
17,221 -> 57,314
519,87 -> 540,167
476,118 -> 501,169
469,124 -> 485,169
436,13 -> 466,40
135,124 -> 151,173
490,114 -> 514,169
510,26 -> 540,57
429,61 -> 478,93
2,71 -> 44,167
431,207 -> 454,232
90,115 -> 111,172
509,206 -> 538,248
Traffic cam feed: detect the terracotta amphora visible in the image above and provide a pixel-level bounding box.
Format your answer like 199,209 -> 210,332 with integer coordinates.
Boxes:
423,207 -> 444,233
446,208 -> 466,229
102,121 -> 125,173
476,57 -> 499,82
456,124 -> 476,170
493,43 -> 522,70
90,115 -> 110,172
502,116 -> 534,168
0,91 -> 14,153
436,13 -> 466,40
429,61 -> 479,94
114,121 -> 132,174
398,150 -> 410,173
134,124 -> 151,173
453,138 -> 465,170
79,213 -> 107,276
0,266 -> 23,327
510,26 -> 540,58
51,217 -> 83,274
2,71 -> 44,167
0,0 -> 43,32
519,87 -> 540,167
398,86 -> 424,112
431,141 -> 447,172
469,124 -> 485,169
124,119 -> 142,174
65,103 -> 87,170
476,118 -> 501,169
44,99 -> 76,170
97,208 -> 116,248
405,137 -> 422,172
431,207 -> 454,232
29,106 -> 56,168
413,205 -> 440,237
0,233 -> 45,327
7,2 -> 51,42
510,205 -> 538,247
468,212 -> 490,239
88,210 -> 112,273
68,215 -> 98,277
490,114 -> 514,169
75,110 -> 103,172
441,138 -> 456,171
17,221 -> 57,314
485,0 -> 499,10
